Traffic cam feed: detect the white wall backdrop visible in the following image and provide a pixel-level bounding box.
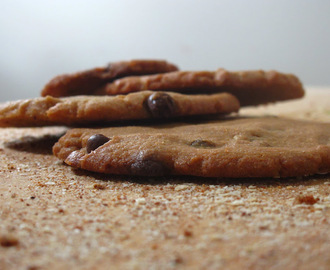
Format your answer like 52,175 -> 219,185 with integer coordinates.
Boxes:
1,0 -> 330,101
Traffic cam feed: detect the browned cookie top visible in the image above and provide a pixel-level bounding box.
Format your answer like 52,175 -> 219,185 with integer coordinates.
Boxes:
53,117 -> 330,178
98,69 -> 304,106
41,60 -> 178,97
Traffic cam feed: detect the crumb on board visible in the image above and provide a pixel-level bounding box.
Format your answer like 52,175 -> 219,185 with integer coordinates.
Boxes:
295,194 -> 320,205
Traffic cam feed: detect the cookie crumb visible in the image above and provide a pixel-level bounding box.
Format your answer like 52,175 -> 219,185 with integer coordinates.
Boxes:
183,229 -> 193,237
172,255 -> 184,265
7,164 -> 16,170
27,266 -> 39,270
0,235 -> 19,247
295,195 -> 319,205
93,183 -> 107,190
151,243 -> 158,250
86,183 -> 107,190
259,225 -> 269,231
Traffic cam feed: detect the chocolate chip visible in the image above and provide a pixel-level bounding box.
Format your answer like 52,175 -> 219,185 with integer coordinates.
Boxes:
146,92 -> 176,118
190,139 -> 216,148
131,153 -> 167,176
86,134 -> 110,153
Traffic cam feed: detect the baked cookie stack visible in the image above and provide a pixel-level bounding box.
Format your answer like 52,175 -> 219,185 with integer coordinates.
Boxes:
0,60 -> 329,178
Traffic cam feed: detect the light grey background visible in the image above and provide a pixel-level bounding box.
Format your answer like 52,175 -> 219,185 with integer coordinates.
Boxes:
1,0 -> 329,102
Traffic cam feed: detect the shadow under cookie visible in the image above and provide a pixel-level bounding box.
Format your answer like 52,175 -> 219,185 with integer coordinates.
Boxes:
4,132 -> 66,155
69,166 -> 330,187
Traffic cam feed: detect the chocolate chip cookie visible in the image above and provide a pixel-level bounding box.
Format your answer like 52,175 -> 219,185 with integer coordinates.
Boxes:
98,69 -> 304,106
41,60 -> 178,97
53,117 -> 330,178
0,91 -> 239,127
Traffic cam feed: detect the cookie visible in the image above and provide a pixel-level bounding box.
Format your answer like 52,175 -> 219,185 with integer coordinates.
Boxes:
41,60 -> 179,97
97,69 -> 304,106
0,91 -> 239,127
53,117 -> 330,178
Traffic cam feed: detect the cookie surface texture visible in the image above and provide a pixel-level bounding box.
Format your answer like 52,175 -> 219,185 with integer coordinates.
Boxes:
100,69 -> 304,106
0,91 -> 239,127
0,96 -> 60,127
53,117 -> 330,178
41,60 -> 179,97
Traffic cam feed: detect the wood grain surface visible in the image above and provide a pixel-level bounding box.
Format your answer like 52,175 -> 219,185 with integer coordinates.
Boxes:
0,88 -> 329,270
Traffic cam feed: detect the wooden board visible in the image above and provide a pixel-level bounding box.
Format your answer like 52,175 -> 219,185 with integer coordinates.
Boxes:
0,88 -> 329,269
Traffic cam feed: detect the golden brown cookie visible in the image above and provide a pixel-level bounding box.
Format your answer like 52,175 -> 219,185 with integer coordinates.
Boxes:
53,117 -> 330,178
0,91 -> 239,127
98,69 -> 304,106
0,96 -> 60,127
41,60 -> 179,97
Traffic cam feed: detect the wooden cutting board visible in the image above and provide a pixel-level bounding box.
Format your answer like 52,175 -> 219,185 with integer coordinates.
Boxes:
0,88 -> 329,270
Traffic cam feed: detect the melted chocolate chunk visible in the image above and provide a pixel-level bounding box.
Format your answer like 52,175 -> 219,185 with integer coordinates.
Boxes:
146,92 -> 176,118
86,134 -> 110,153
131,153 -> 167,176
190,139 -> 216,148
